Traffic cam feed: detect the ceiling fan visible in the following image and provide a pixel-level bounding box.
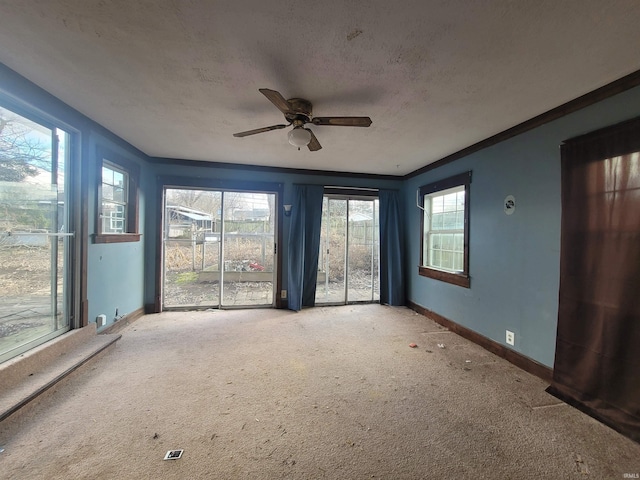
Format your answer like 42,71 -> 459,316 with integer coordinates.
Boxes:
233,88 -> 372,151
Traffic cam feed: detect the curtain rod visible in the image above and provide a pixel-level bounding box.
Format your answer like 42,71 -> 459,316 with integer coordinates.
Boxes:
324,186 -> 379,191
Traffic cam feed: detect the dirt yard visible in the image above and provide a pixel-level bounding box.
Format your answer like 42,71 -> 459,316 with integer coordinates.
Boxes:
0,240 -> 378,327
0,245 -> 54,296
0,245 -> 63,350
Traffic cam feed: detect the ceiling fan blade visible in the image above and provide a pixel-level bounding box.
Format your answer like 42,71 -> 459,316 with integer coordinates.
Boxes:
259,88 -> 292,114
311,116 -> 372,127
307,129 -> 322,151
233,124 -> 288,138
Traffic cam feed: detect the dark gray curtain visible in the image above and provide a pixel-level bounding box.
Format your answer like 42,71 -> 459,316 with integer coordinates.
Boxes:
287,184 -> 324,311
547,117 -> 640,442
379,189 -> 405,306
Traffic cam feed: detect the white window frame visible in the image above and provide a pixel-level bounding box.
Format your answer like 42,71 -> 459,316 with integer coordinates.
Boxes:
100,161 -> 128,234
424,185 -> 465,273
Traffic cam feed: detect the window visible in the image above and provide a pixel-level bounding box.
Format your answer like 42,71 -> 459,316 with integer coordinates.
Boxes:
94,154 -> 140,243
101,162 -> 127,233
419,172 -> 471,287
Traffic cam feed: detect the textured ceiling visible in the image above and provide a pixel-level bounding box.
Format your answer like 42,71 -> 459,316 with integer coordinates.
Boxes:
1,1 -> 640,176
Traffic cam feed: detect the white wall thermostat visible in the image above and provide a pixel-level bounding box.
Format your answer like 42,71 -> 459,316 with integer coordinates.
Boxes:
504,195 -> 516,215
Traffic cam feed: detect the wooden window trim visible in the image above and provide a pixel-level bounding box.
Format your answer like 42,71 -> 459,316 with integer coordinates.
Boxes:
418,171 -> 471,288
418,265 -> 470,288
93,232 -> 141,244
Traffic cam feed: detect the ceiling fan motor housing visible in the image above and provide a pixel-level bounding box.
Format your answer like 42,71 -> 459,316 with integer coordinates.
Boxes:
285,98 -> 313,123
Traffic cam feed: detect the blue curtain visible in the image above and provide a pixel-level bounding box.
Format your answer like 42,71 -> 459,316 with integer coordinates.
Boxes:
379,189 -> 405,306
287,184 -> 324,311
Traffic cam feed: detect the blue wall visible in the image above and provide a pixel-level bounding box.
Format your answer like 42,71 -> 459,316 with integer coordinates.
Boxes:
86,132 -> 150,327
403,85 -> 640,367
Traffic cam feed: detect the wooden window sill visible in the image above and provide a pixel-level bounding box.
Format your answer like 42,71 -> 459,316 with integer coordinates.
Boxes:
93,233 -> 141,244
418,266 -> 470,288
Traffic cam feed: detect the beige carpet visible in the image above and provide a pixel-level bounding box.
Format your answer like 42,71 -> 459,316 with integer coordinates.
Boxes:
1,305 -> 638,479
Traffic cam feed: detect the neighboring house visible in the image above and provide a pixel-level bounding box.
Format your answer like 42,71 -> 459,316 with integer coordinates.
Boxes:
165,205 -> 214,237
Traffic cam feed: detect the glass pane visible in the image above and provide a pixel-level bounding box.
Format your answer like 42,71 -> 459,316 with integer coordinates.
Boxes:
373,199 -> 380,301
443,212 -> 457,229
431,195 -> 444,213
101,201 -> 125,233
454,233 -> 463,251
442,234 -> 454,250
453,252 -> 463,271
102,166 -> 113,185
316,197 -> 379,305
0,106 -> 69,362
428,231 -> 465,273
102,184 -> 114,201
222,191 -> 275,307
101,164 -> 127,225
431,249 -> 441,268
163,188 -> 222,308
431,212 -> 443,230
113,170 -> 124,188
430,233 -> 441,250
163,189 -> 222,307
316,198 -> 346,304
443,192 -> 457,212
347,199 -> 375,303
442,251 -> 453,270
423,185 -> 466,274
112,187 -> 125,203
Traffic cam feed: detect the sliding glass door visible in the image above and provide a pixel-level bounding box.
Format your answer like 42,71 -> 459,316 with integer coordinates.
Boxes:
316,198 -> 347,303
0,106 -> 72,363
163,188 -> 276,309
221,192 -> 275,307
316,195 -> 379,305
347,199 -> 379,302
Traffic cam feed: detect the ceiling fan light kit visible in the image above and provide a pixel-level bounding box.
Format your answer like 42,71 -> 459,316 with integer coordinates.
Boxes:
233,88 -> 372,152
288,127 -> 311,148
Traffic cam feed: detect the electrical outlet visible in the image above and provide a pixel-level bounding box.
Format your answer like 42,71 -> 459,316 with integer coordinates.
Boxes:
281,290 -> 287,299
506,330 -> 515,346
